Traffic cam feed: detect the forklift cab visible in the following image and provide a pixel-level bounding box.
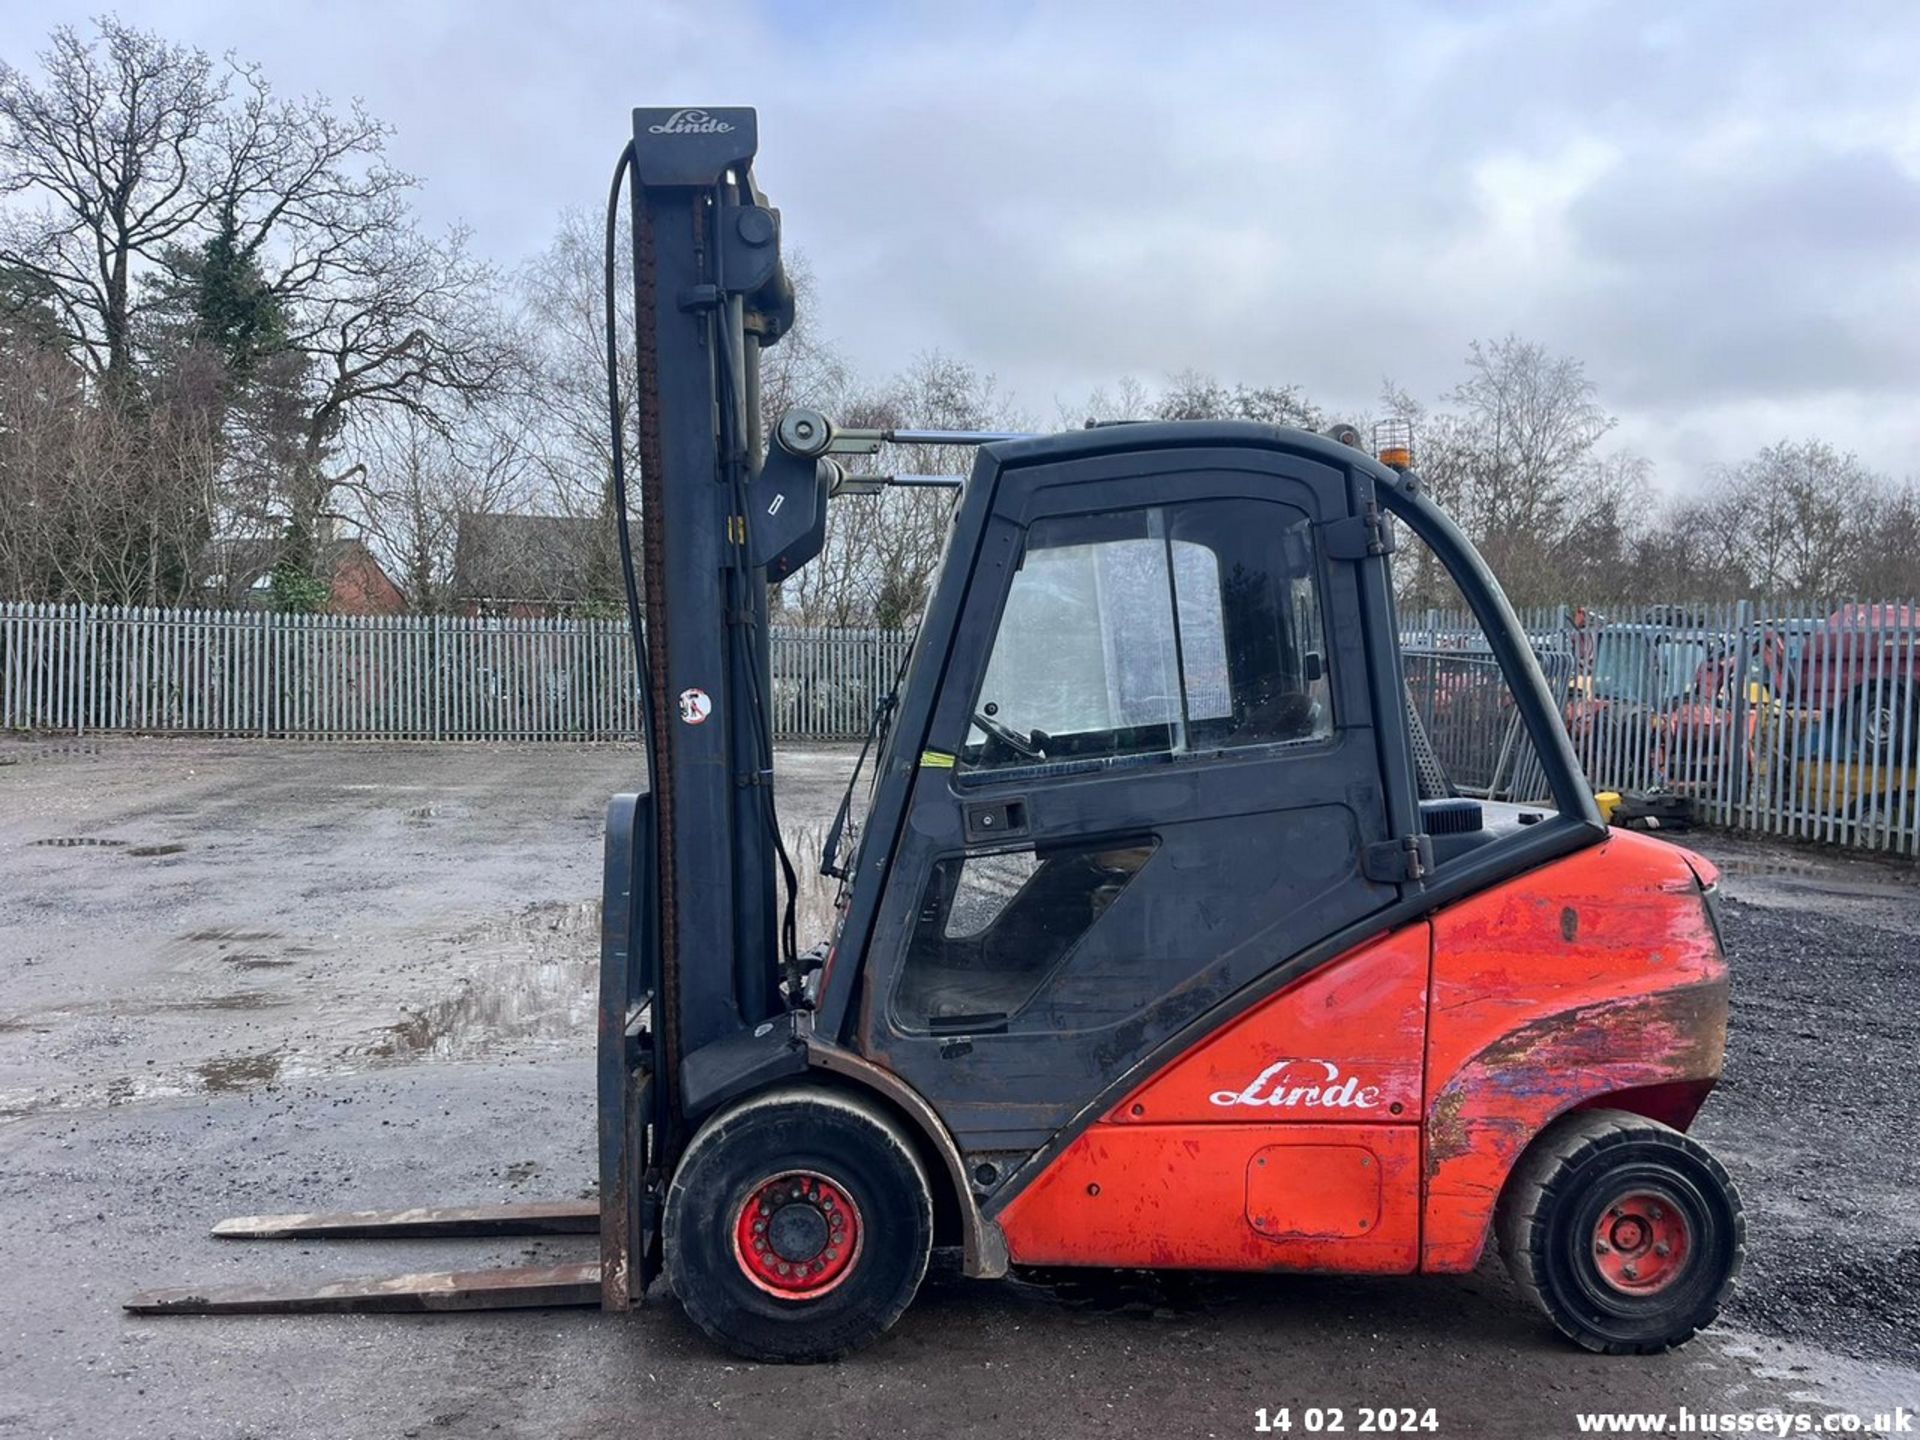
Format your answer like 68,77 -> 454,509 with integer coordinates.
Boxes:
828,429 -> 1500,1145
804,421 -> 1641,1210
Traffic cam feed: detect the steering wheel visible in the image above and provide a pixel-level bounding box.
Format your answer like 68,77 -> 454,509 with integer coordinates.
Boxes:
973,707 -> 1041,759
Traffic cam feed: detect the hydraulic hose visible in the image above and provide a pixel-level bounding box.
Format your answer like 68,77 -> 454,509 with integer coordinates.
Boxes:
604,140 -> 657,796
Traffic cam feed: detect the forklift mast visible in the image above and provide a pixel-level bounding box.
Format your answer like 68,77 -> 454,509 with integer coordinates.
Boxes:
628,105 -> 790,1053
600,106 -> 798,1299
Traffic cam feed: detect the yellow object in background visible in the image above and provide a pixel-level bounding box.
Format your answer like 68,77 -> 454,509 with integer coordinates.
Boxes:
1594,791 -> 1622,824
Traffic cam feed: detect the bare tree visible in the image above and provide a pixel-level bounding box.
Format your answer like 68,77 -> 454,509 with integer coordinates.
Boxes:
1707,440 -> 1873,597
1153,369 -> 1324,429
276,221 -> 516,565
755,253 -> 848,438
336,409 -> 536,610
776,351 -> 1022,628
182,70 -> 516,578
1060,373 -> 1152,428
518,206 -> 635,530
0,19 -> 226,390
1391,338 -> 1624,606
1854,478 -> 1920,598
0,325 -> 218,603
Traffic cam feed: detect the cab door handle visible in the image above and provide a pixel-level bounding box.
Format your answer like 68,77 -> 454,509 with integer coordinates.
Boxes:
964,798 -> 1029,843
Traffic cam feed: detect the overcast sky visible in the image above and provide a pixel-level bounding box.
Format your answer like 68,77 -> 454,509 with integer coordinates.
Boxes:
5,0 -> 1918,494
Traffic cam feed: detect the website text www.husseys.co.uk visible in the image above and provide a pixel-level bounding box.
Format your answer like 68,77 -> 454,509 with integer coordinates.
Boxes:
1574,1408 -> 1913,1435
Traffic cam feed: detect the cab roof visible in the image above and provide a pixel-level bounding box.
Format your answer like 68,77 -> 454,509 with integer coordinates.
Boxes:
980,419 -> 1407,493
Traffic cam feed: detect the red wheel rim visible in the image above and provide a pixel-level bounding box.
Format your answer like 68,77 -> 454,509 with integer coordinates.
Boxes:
731,1170 -> 863,1300
1591,1188 -> 1691,1295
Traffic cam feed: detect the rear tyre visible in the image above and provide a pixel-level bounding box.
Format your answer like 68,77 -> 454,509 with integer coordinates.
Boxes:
1846,681 -> 1917,758
1498,1109 -> 1744,1355
664,1087 -> 932,1363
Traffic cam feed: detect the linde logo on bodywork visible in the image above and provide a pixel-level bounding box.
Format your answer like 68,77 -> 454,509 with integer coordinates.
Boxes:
648,109 -> 734,135
1209,1058 -> 1383,1110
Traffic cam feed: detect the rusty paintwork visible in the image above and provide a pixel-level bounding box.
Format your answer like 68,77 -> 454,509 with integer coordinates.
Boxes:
1420,829 -> 1727,1272
805,1035 -> 1011,1278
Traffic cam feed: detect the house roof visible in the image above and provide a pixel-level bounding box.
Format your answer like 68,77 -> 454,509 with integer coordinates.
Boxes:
200,536 -> 372,603
452,512 -> 603,605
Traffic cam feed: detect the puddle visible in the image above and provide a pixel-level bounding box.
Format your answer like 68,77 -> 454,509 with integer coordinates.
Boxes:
1,869 -> 853,1119
197,1052 -> 284,1092
361,901 -> 601,1064
1716,856 -> 1828,879
161,992 -> 285,1013
1718,863 -> 1919,905
1719,1328 -> 1920,1414
0,742 -> 101,766
1710,839 -> 1920,912
784,820 -> 845,942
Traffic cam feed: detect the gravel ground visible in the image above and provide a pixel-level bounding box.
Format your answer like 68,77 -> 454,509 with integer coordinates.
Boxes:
0,737 -> 1915,1439
1690,842 -> 1920,1367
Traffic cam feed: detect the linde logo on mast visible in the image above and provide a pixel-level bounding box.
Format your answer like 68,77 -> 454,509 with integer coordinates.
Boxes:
648,109 -> 735,135
1209,1058 -> 1384,1110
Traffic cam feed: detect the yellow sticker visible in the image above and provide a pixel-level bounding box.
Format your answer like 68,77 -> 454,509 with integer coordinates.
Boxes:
919,749 -> 956,769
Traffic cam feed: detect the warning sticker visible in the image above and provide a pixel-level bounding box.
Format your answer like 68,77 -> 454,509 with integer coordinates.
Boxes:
919,749 -> 955,768
678,688 -> 713,725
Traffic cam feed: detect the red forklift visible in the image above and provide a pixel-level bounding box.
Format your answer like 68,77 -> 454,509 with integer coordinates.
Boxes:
129,107 -> 1743,1362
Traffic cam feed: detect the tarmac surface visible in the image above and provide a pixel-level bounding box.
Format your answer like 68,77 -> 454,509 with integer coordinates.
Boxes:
1,737 -> 1916,1439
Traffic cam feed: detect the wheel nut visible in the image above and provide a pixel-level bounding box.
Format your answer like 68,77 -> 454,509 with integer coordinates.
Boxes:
1649,1205 -> 1664,1220
1654,1243 -> 1670,1257
1594,1240 -> 1611,1255
1623,1265 -> 1639,1281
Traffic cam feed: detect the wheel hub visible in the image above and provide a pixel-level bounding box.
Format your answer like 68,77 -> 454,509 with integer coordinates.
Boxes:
1591,1188 -> 1691,1295
732,1171 -> 862,1300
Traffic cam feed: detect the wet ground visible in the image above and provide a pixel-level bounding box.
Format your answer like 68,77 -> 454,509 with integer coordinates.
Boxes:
1,737 -> 1916,1439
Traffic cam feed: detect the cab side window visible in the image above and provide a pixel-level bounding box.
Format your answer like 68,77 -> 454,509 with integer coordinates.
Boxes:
963,497 -> 1331,774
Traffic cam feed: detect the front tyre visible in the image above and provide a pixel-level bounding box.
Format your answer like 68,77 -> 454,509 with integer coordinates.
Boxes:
663,1087 -> 933,1363
1498,1110 -> 1744,1354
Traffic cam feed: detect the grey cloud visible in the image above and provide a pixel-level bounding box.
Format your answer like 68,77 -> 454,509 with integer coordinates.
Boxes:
2,0 -> 1915,485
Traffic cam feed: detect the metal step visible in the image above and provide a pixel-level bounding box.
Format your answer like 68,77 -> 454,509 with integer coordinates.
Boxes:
210,1200 -> 600,1241
125,1261 -> 602,1316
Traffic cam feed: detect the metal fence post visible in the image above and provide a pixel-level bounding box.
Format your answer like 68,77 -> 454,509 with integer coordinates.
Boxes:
1727,599 -> 1753,829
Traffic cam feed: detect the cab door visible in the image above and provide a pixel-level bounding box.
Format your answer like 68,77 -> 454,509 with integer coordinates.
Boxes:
856,443 -> 1409,1162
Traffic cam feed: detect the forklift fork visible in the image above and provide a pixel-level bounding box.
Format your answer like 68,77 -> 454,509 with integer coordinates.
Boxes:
125,795 -> 661,1319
